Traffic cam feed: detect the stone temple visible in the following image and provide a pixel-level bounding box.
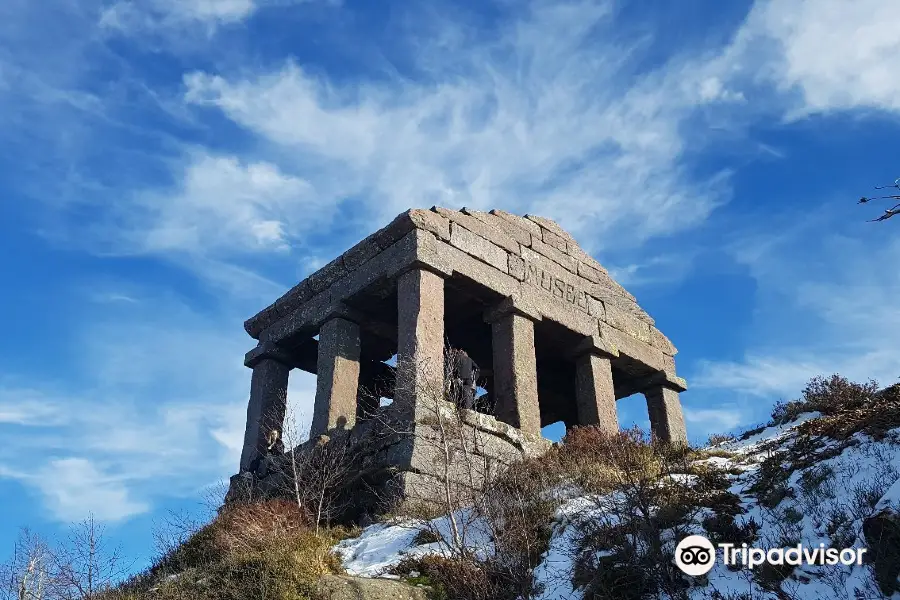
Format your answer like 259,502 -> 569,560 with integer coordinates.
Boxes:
227,208 -> 688,514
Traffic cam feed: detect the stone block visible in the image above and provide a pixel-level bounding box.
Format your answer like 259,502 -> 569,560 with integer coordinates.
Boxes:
492,312 -> 541,436
396,268 -> 445,418
600,323 -> 665,371
262,289 -> 332,344
530,234 -> 578,273
438,239 -> 520,298
586,295 -> 605,319
449,222 -> 509,273
342,237 -> 381,271
491,209 -> 542,236
577,261 -> 603,284
604,302 -> 653,344
588,282 -> 653,326
274,280 -> 312,319
245,304 -> 279,339
316,574 -> 430,600
645,386 -> 687,444
569,334 -> 619,359
308,256 -> 348,295
520,247 -> 593,316
370,209 -> 451,251
239,357 -> 291,472
525,214 -> 577,245
508,254 -> 526,281
327,229 -> 418,305
462,207 -> 532,246
433,206 -> 520,254
244,341 -> 296,368
484,294 -> 542,324
663,354 -> 676,374
530,291 -> 598,336
311,317 -> 362,436
542,228 -> 568,253
650,326 -> 678,356
575,353 -> 619,434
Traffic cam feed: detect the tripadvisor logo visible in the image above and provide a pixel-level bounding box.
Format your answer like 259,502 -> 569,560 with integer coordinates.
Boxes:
674,535 -> 868,576
675,535 -> 716,576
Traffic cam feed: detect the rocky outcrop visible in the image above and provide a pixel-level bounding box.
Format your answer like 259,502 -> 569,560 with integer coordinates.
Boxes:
863,478 -> 900,595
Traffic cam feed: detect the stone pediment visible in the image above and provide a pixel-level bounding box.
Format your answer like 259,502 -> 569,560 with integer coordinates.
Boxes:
244,207 -> 678,372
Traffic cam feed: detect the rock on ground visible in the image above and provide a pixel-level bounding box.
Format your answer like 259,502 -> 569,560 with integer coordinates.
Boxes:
863,507 -> 900,595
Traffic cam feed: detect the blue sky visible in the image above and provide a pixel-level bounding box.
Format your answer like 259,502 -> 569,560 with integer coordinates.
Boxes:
2,0 -> 900,572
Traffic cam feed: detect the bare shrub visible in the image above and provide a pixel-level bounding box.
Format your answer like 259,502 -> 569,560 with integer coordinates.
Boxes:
1,517 -> 131,600
1,529 -> 52,600
707,433 -> 737,446
559,427 -> 739,600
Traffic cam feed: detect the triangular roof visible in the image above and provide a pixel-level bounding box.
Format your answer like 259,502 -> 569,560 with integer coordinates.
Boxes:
245,207 -> 677,366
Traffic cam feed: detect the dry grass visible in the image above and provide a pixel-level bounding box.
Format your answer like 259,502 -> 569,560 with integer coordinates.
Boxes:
554,427 -> 744,600
101,500 -> 345,600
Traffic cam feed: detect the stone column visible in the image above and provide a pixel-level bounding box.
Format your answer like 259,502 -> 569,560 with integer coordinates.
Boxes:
485,297 -> 542,436
311,316 -> 362,437
239,342 -> 293,472
395,267 -> 446,418
644,375 -> 689,445
571,335 -> 620,435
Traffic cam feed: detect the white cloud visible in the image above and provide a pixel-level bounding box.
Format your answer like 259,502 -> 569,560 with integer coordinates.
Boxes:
728,0 -> 900,117
124,153 -> 321,256
100,0 -> 263,32
0,291 -> 319,523
181,3 -> 735,254
684,406 -> 748,435
693,213 -> 900,399
34,459 -> 150,523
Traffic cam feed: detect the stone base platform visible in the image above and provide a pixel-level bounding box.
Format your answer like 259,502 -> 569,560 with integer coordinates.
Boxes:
225,402 -> 552,522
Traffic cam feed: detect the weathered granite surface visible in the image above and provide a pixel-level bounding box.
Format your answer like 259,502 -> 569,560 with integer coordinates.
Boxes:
231,402 -> 553,520
243,207 -> 669,358
231,207 -> 690,512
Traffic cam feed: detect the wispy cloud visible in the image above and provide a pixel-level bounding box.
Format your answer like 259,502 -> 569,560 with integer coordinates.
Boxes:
684,406 -> 749,436
693,213 -> 900,398
98,0 -> 337,34
178,3 -> 738,258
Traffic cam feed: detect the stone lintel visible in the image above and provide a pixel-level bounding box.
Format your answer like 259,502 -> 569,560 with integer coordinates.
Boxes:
483,295 -> 542,324
318,305 -> 398,350
567,334 -> 619,360
258,229 -> 443,346
616,369 -> 688,398
244,341 -> 296,369
387,230 -> 454,280
601,323 -> 666,372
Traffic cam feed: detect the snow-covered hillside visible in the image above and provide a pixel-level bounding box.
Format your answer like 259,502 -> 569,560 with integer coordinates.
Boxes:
333,401 -> 900,599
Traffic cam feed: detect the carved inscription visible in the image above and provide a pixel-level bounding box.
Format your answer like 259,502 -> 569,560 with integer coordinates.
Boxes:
524,263 -> 590,313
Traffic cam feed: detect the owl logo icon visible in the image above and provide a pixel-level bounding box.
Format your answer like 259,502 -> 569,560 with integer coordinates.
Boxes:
675,535 -> 716,576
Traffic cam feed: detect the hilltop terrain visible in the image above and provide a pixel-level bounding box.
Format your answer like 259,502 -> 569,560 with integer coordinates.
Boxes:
5,375 -> 899,600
